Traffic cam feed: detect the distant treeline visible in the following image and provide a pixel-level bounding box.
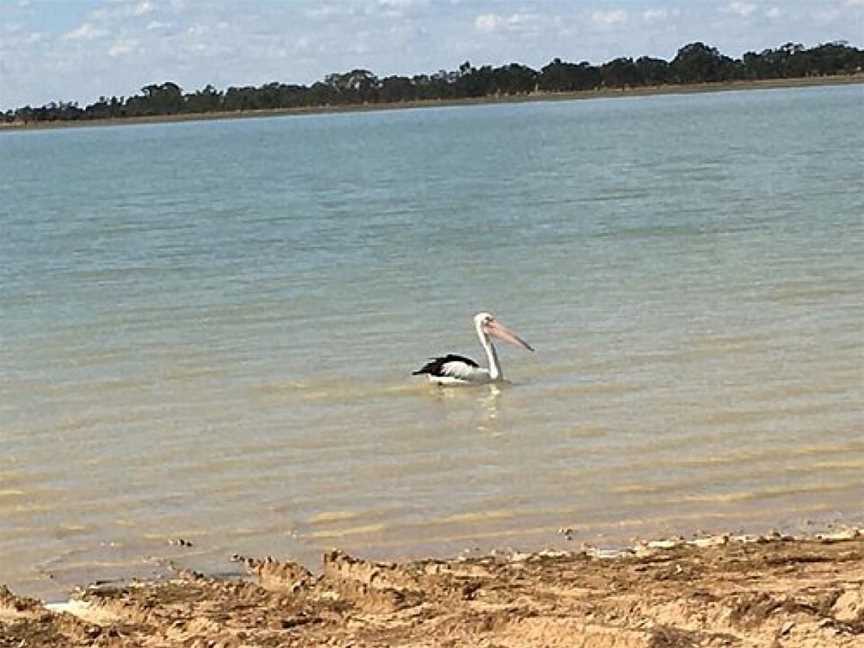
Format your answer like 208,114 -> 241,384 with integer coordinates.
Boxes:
4,41 -> 863,124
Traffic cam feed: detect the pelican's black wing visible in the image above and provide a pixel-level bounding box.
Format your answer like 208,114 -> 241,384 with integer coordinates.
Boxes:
412,354 -> 479,377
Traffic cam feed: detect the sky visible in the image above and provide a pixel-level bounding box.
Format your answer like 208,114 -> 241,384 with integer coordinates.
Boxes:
1,0 -> 862,109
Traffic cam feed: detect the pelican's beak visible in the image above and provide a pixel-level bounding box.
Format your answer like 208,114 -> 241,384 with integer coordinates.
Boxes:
485,320 -> 535,352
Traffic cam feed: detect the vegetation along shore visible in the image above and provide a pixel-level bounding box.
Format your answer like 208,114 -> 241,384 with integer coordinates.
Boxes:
3,40 -> 862,130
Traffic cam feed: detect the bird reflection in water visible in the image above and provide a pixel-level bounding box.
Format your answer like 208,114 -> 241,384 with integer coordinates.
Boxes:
432,382 -> 503,434
477,384 -> 502,434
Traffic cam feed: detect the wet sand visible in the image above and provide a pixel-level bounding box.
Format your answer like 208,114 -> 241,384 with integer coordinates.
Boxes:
3,529 -> 863,647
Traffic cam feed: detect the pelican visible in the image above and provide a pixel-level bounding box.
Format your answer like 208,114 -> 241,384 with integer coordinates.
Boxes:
412,312 -> 534,385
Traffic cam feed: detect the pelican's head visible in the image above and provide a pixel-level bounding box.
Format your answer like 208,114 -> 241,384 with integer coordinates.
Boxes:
474,312 -> 534,352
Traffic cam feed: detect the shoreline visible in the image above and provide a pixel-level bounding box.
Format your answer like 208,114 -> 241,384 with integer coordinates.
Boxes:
3,527 -> 863,647
2,74 -> 862,133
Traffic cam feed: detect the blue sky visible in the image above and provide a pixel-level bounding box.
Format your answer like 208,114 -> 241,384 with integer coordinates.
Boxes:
1,0 -> 862,109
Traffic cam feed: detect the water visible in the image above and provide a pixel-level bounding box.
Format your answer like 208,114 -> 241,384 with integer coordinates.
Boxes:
2,84 -> 862,600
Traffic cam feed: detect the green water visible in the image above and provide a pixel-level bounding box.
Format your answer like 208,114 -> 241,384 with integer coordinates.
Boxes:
1,84 -> 862,600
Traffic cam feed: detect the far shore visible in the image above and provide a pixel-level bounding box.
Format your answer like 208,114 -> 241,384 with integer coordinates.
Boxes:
2,73 -> 862,133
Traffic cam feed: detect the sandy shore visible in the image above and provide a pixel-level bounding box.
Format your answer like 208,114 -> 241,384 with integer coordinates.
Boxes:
1,74 -> 862,133
2,529 -> 863,647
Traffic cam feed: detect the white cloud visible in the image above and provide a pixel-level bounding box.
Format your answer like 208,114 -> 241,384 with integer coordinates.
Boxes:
506,13 -> 535,27
305,4 -> 351,19
63,23 -> 109,41
186,24 -> 209,36
725,2 -> 757,17
809,6 -> 842,23
5,0 -> 864,111
591,9 -> 627,26
377,0 -> 417,8
474,13 -> 502,33
642,8 -> 667,23
641,8 -> 681,23
473,12 -> 544,35
108,38 -> 138,57
133,1 -> 155,17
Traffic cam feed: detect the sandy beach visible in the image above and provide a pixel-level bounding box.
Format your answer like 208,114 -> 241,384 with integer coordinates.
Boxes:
2,528 -> 863,647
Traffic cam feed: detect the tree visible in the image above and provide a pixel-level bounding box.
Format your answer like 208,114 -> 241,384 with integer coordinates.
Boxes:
454,64 -> 495,97
126,82 -> 184,115
223,86 -> 260,111
325,69 -> 380,103
671,42 -> 735,83
635,57 -> 670,85
806,41 -> 864,76
412,73 -> 454,100
303,82 -> 339,107
185,84 -> 223,113
601,57 -> 642,88
379,76 -> 416,103
15,105 -> 35,124
491,63 -> 537,95
5,40 -> 862,124
538,59 -> 601,92
84,96 -> 112,119
774,43 -> 808,78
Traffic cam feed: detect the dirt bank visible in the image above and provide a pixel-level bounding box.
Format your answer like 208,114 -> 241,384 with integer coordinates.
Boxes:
2,530 -> 863,647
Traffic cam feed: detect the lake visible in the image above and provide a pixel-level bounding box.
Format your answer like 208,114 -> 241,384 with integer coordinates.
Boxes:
1,84 -> 862,600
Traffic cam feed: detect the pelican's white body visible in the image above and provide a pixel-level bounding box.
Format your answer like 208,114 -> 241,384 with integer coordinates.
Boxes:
414,313 -> 533,386
427,365 -> 494,386
429,373 -> 490,386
